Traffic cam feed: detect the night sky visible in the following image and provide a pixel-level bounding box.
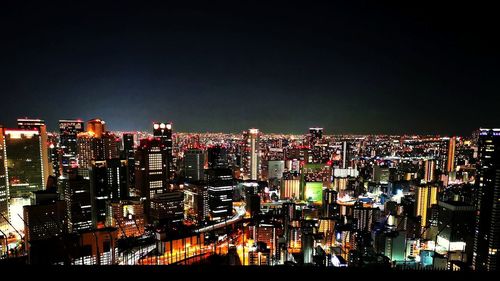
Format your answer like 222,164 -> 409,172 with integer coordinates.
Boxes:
1,1 -> 498,135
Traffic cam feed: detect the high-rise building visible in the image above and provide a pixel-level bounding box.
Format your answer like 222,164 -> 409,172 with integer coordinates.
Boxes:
447,137 -> 456,173
89,159 -> 128,228
63,172 -> 92,232
183,149 -> 204,182
437,200 -> 475,265
134,138 -> 169,217
17,118 -> 50,185
77,118 -> 119,178
473,128 -> 500,271
150,191 -> 184,225
416,185 -> 438,228
23,190 -> 67,253
183,183 -> 209,223
207,145 -> 228,169
153,122 -> 173,179
242,128 -> 260,180
3,128 -> 47,230
322,189 -> 338,218
423,159 -> 436,183
206,168 -> 234,221
308,128 -> 323,147
0,126 -> 8,232
341,141 -> 351,169
353,201 -> 380,232
59,119 -> 84,175
122,133 -> 136,192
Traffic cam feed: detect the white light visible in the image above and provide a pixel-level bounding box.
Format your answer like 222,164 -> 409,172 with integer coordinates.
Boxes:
153,124 -> 160,130
166,123 -> 172,130
160,123 -> 166,129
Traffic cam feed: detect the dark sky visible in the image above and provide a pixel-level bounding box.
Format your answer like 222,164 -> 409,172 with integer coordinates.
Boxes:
1,1 -> 498,135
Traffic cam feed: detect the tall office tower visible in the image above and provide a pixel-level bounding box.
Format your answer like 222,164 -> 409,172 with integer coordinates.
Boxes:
301,220 -> 315,264
90,159 -> 128,228
341,141 -> 351,169
447,136 -> 456,173
152,122 -> 173,179
423,159 -> 436,183
437,201 -> 475,265
473,128 -> 500,271
134,138 -> 170,221
3,128 -> 47,231
205,168 -> 234,221
308,127 -> 323,147
322,189 -> 338,218
0,127 -> 8,232
416,185 -> 438,228
207,145 -> 228,169
47,134 -> 61,178
16,118 -> 50,186
59,119 -> 84,175
353,201 -> 380,232
183,149 -> 205,182
183,183 -> 209,223
77,119 -> 119,177
63,172 -> 93,232
122,133 -> 136,194
373,165 -> 390,184
242,128 -> 261,180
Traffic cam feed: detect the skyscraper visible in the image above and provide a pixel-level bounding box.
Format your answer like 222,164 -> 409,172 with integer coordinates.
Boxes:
134,137 -> 171,222
206,168 -> 234,221
207,145 -> 228,169
153,122 -> 173,179
17,118 -> 50,186
122,133 -> 136,193
59,119 -> 84,175
423,159 -> 436,183
447,136 -> 456,173
183,149 -> 205,182
77,118 -> 119,178
416,184 -> 438,228
473,128 -> 500,271
0,126 -> 8,232
242,128 -> 260,180
63,172 -> 93,232
90,159 -> 128,228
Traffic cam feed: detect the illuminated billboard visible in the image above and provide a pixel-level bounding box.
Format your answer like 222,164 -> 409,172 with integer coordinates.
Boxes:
305,182 -> 323,204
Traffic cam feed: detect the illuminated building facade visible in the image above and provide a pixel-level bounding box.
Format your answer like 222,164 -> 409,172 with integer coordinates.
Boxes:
153,122 -> 173,179
424,159 -> 436,183
63,173 -> 93,232
473,128 -> 500,271
150,191 -> 184,225
183,183 -> 209,223
122,133 -> 136,191
183,149 -> 204,182
281,178 -> 300,200
17,118 -> 50,185
447,136 -> 456,173
0,127 -> 7,232
206,168 -> 233,221
353,202 -> 380,232
59,119 -> 84,175
242,128 -> 261,180
322,189 -> 338,218
90,159 -> 128,228
105,198 -> 144,238
416,185 -> 438,227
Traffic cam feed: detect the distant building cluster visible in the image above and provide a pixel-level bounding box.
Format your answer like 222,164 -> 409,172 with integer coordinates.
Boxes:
0,119 -> 499,270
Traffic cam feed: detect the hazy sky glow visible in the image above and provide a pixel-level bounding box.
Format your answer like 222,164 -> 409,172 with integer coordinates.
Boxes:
1,1 -> 498,135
